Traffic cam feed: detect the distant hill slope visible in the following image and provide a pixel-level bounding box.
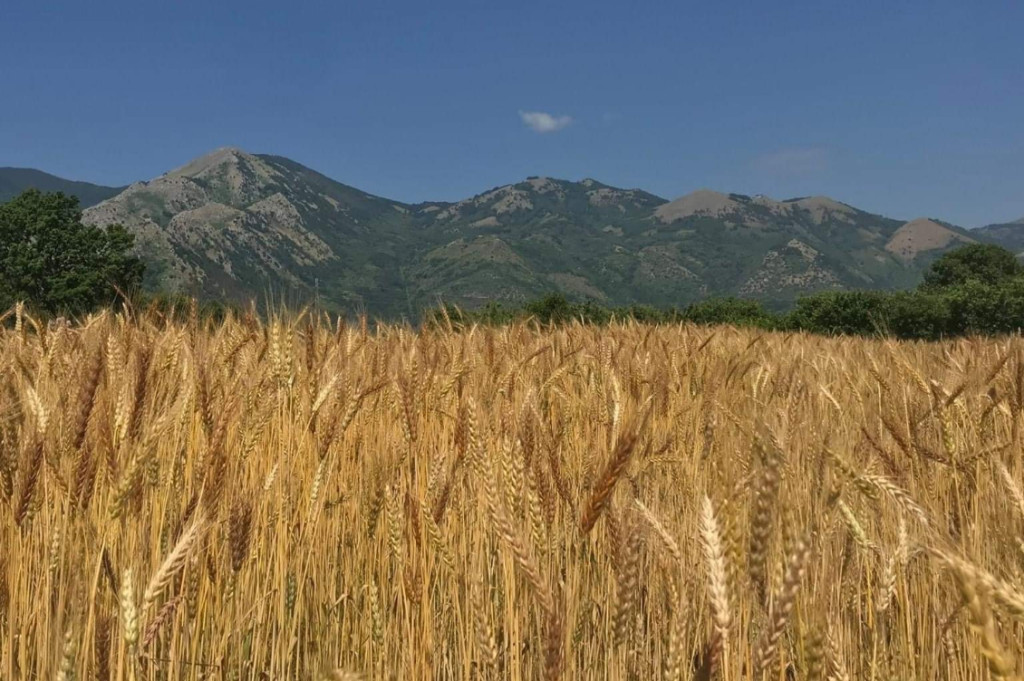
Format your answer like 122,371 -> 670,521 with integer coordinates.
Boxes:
0,167 -> 123,207
976,218 -> 1024,256
72,147 -> 988,316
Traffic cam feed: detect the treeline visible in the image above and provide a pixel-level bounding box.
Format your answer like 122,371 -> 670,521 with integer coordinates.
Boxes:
430,244 -> 1024,340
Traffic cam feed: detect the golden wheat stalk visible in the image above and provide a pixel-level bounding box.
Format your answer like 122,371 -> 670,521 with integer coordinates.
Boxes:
142,519 -> 205,615
579,431 -> 639,535
755,532 -> 813,676
699,494 -> 732,672
634,498 -> 682,564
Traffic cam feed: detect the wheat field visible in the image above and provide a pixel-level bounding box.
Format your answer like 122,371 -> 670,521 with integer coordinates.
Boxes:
2,303 -> 1024,680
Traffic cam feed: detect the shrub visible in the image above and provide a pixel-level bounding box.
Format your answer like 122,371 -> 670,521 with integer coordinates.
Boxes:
785,291 -> 895,337
681,297 -> 775,328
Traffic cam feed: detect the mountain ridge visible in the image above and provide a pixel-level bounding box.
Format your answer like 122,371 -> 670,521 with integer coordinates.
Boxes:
5,147 -> 1017,317
0,167 -> 124,207
77,148 -> 999,315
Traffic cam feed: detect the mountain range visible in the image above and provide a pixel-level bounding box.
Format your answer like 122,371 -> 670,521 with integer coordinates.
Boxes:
3,149 -> 1022,317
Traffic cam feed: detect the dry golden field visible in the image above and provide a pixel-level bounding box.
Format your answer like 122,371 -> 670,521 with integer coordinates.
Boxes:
2,304 -> 1024,680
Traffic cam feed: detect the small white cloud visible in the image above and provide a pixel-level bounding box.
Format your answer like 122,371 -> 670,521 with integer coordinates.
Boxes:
519,110 -> 573,134
750,147 -> 829,177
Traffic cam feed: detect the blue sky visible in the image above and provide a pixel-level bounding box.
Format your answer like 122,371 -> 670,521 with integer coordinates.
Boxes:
2,0 -> 1022,226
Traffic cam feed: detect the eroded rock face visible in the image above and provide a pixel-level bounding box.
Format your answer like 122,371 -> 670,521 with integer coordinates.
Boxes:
740,240 -> 839,295
81,148 -> 394,300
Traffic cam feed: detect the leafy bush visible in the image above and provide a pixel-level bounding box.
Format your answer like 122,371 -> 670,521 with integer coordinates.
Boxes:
942,277 -> 1024,336
884,291 -> 951,340
681,297 -> 776,328
522,294 -> 618,325
785,291 -> 894,336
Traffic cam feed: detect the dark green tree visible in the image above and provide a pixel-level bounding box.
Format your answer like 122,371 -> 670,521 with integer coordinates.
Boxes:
884,291 -> 950,340
0,189 -> 144,315
682,297 -> 775,328
785,291 -> 894,336
921,243 -> 1023,291
942,278 -> 1024,336
523,293 -> 579,324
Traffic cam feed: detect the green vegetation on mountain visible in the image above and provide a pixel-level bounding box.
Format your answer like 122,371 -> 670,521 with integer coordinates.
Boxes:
430,245 -> 1024,340
0,189 -> 143,314
975,218 -> 1024,257
46,146 -> 997,319
0,167 -> 123,207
